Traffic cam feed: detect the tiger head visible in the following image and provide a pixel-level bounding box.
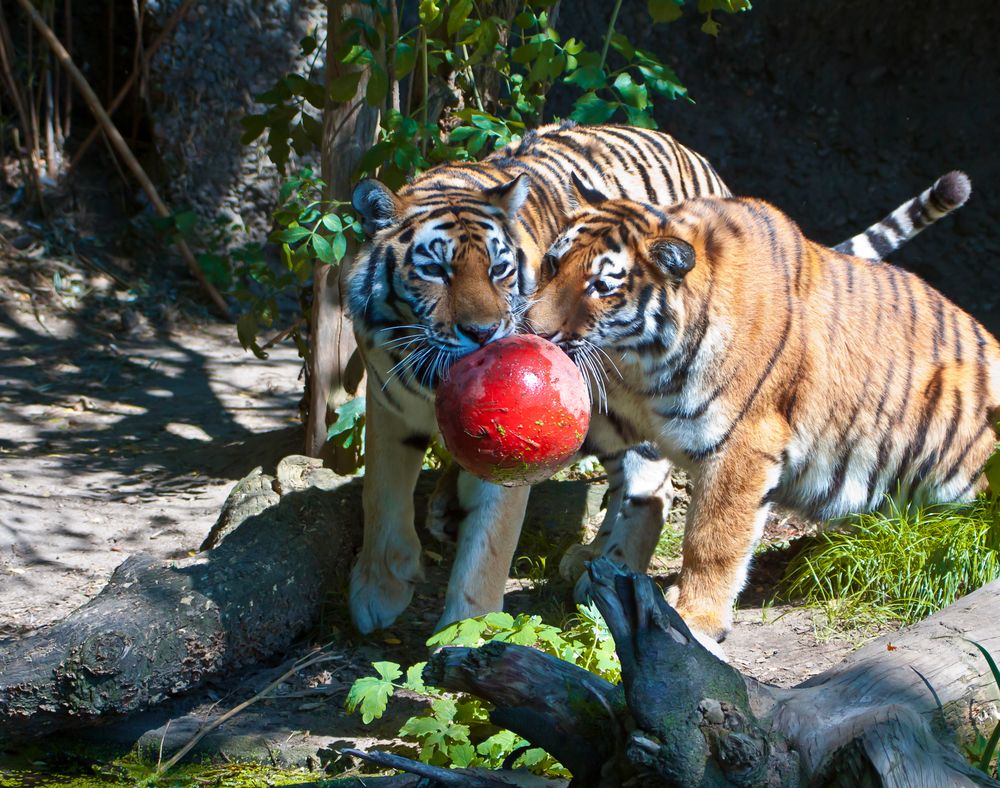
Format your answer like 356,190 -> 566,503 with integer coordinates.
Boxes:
527,175 -> 700,359
346,173 -> 537,387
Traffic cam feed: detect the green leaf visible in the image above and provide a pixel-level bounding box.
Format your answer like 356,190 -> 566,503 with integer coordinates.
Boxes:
564,64 -> 606,90
321,213 -> 343,232
345,674 -> 395,724
570,92 -> 619,124
426,617 -> 487,647
419,0 -> 441,25
373,661 -> 402,682
447,0 -> 474,36
302,81 -> 326,110
300,34 -> 317,56
332,232 -> 348,262
403,662 -> 428,693
255,83 -> 291,104
985,449 -> 1000,497
513,10 -> 536,28
648,0 -> 684,22
301,112 -> 324,148
701,15 -> 721,36
236,312 -> 267,359
328,71 -> 363,102
481,611 -> 514,629
448,126 -> 479,143
450,741 -> 476,767
172,209 -> 197,238
327,397 -> 366,440
277,226 -> 311,243
366,64 -> 388,107
312,234 -> 334,263
239,113 -> 269,144
614,72 -> 649,109
394,41 -> 417,79
511,42 -> 540,63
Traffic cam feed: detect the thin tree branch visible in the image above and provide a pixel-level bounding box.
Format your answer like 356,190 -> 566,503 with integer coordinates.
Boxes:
16,0 -> 232,320
69,0 -> 194,170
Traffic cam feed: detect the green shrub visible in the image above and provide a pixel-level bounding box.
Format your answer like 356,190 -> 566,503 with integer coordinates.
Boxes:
345,604 -> 619,776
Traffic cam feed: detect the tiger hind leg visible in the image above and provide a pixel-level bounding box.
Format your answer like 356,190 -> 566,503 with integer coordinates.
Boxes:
563,446 -> 675,603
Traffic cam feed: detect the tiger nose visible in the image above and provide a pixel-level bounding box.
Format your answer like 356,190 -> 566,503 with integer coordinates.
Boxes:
456,322 -> 500,346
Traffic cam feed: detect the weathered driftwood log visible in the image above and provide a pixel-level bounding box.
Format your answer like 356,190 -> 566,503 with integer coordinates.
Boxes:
418,559 -> 1000,787
0,456 -> 361,743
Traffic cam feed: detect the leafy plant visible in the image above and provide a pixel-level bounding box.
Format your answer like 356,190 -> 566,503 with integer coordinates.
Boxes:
345,604 -> 619,775
782,495 -> 1000,630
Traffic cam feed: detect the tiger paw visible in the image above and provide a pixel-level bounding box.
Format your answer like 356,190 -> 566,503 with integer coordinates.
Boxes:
559,542 -> 601,584
349,556 -> 424,634
665,584 -> 732,650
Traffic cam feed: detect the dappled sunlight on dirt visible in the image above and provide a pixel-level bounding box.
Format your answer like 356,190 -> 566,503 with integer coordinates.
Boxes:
0,280 -> 305,635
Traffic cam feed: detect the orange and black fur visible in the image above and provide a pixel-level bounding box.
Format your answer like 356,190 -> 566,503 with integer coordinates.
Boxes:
527,174 -> 997,642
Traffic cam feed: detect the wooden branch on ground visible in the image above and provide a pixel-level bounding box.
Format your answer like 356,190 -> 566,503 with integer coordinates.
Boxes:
15,0 -> 232,320
412,559 -> 1000,787
0,457 -> 360,743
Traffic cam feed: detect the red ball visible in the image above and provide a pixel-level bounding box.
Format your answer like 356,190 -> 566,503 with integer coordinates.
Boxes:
435,335 -> 591,486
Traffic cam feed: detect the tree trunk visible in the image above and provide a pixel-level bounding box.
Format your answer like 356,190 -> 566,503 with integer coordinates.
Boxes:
405,560 -> 1000,787
305,0 -> 381,471
0,456 -> 361,744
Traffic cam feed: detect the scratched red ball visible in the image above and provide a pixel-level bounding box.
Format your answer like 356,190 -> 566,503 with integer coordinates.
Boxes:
435,335 -> 591,486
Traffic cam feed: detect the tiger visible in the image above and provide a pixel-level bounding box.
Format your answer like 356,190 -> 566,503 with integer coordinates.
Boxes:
344,119 -> 967,636
524,172 -> 995,645
345,122 -> 736,634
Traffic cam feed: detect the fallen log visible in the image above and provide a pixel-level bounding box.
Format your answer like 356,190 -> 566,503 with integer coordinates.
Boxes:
415,559 -> 1000,787
0,456 -> 361,743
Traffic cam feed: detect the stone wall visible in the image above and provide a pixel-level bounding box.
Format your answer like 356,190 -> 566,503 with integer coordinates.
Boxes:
146,0 -> 324,243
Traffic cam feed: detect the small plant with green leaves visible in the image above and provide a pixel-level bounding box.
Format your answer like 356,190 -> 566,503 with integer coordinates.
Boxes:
345,604 -> 619,775
232,168 -> 362,360
782,494 -> 1000,631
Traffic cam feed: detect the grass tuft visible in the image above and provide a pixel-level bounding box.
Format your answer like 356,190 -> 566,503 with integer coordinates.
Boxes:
782,496 -> 1000,629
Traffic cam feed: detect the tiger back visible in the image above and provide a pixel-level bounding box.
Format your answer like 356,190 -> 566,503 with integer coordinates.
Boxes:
526,188 -> 999,642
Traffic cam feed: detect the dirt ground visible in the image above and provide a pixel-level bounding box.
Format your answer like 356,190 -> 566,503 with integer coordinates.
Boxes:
0,233 -> 869,779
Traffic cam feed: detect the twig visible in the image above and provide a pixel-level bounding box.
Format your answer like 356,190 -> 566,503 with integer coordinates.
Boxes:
69,0 -> 194,170
16,0 -> 232,320
156,647 -> 340,774
0,5 -> 45,212
597,0 -> 623,72
261,318 -> 307,351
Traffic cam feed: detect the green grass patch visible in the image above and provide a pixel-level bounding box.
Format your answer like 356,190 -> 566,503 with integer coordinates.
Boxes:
782,496 -> 1000,630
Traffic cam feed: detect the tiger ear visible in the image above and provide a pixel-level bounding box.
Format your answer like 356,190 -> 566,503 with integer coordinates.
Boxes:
352,179 -> 403,236
485,173 -> 530,219
648,237 -> 696,280
569,171 -> 609,208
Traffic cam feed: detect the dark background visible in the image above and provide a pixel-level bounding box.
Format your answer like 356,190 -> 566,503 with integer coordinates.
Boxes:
560,0 -> 1000,335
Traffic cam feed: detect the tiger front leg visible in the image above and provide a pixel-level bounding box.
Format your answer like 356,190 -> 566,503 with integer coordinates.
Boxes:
437,474 -> 530,630
349,386 -> 433,634
666,430 -> 785,643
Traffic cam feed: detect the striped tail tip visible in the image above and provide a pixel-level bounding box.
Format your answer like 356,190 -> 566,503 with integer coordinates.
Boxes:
833,170 -> 973,262
930,170 -> 971,212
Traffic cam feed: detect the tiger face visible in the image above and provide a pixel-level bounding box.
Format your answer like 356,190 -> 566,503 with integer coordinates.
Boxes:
528,198 -> 697,359
347,174 -> 535,388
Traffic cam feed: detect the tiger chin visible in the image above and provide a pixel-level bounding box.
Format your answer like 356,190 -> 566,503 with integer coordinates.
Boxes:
527,174 -> 998,644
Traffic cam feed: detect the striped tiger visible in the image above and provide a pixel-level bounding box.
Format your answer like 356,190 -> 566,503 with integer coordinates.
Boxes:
525,176 -> 995,644
347,122 -> 733,634
344,120 -> 965,635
